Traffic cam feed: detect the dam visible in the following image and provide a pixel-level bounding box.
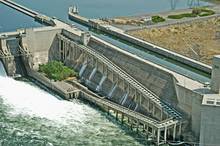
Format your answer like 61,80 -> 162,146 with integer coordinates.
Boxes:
1,0 -> 220,146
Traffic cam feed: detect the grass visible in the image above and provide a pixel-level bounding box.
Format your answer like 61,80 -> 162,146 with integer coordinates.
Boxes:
168,13 -> 197,19
39,61 -> 78,81
151,15 -> 166,23
167,7 -> 215,19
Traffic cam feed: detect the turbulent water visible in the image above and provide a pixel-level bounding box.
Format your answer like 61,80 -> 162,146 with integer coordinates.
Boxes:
0,74 -> 151,146
0,0 -> 210,145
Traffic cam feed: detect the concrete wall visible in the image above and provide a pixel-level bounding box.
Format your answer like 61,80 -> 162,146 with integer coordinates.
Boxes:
176,83 -> 203,138
211,56 -> 220,94
88,37 -> 178,106
200,105 -> 220,146
99,25 -> 211,74
21,27 -> 62,69
19,27 -> 206,141
68,12 -> 211,74
87,36 -> 208,139
23,60 -> 70,99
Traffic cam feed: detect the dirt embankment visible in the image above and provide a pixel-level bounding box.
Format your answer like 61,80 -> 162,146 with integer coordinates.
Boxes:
128,17 -> 220,65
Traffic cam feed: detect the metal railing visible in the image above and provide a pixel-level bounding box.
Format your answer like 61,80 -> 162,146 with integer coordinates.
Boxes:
59,34 -> 182,125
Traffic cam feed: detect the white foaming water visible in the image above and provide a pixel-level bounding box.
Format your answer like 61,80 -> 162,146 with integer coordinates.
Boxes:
0,76 -> 86,125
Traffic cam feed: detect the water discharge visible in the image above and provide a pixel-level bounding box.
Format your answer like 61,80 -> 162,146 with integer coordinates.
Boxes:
0,61 -> 7,77
0,63 -> 147,145
0,76 -> 86,124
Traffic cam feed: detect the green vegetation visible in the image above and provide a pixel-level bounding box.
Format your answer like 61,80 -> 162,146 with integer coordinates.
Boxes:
39,61 -> 78,81
151,15 -> 166,23
168,13 -> 197,19
167,7 -> 215,19
192,8 -> 215,17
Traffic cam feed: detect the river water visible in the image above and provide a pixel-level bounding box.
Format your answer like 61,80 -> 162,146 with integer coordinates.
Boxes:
0,0 -> 211,145
0,71 -> 148,146
8,0 -> 211,83
0,0 -> 210,32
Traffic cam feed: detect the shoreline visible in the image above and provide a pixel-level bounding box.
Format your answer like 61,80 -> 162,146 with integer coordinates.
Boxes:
69,12 -> 212,77
106,4 -> 220,31
127,16 -> 220,65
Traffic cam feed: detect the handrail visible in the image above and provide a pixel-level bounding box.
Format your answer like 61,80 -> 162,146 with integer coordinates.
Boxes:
59,34 -> 182,120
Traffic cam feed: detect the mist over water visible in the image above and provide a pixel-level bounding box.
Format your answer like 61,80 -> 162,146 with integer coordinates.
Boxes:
0,76 -> 86,124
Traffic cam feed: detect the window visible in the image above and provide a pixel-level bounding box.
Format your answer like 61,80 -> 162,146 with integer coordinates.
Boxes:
216,102 -> 220,105
206,100 -> 214,104
214,65 -> 219,69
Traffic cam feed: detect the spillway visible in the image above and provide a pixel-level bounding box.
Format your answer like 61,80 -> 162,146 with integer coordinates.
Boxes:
0,61 -> 147,146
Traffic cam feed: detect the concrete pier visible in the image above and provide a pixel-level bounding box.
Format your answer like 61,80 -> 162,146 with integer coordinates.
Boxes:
0,0 -> 38,17
68,80 -> 181,145
0,0 -> 56,26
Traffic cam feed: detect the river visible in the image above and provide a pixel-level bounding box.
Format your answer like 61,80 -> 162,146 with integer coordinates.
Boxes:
0,0 -> 211,145
0,62 -> 149,146
0,0 -> 210,32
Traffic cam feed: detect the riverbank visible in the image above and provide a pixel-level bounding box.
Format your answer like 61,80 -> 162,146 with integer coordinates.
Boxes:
69,9 -> 212,80
99,3 -> 220,65
128,16 -> 220,65
104,5 -> 220,31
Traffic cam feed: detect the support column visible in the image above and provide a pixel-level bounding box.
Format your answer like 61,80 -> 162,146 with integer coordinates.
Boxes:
152,103 -> 155,116
121,114 -> 124,124
134,89 -> 137,102
139,94 -> 142,105
164,127 -> 167,144
153,128 -> 156,138
147,99 -> 150,112
136,121 -> 140,133
130,119 -> 133,130
88,66 -> 97,80
173,124 -> 176,141
116,111 -> 118,121
157,129 -> 161,146
160,108 -> 163,121
122,79 -> 125,91
107,107 -> 110,115
74,44 -> 77,60
145,124 -> 149,134
178,123 -> 182,139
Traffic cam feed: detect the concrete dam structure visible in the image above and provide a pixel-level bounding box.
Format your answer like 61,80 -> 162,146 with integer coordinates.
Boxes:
0,27 -> 182,145
1,0 -> 220,145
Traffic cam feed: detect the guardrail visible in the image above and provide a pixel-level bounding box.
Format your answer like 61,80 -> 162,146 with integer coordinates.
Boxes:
59,34 -> 182,121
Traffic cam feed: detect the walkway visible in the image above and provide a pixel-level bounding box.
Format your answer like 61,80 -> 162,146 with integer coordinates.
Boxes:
59,33 -> 182,121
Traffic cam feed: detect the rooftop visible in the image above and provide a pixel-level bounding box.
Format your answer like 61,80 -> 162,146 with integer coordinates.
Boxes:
202,94 -> 220,106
